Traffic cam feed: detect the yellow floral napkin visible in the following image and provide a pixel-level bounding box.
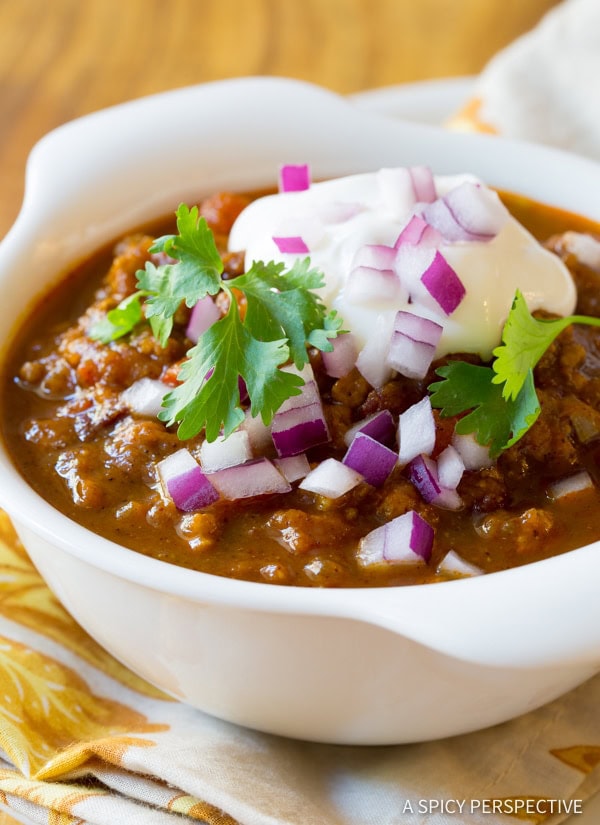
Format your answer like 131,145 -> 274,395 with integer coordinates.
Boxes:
1,506 -> 600,825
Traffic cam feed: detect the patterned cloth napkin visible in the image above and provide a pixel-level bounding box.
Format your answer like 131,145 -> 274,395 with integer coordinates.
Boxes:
1,513 -> 600,825
3,1 -> 600,822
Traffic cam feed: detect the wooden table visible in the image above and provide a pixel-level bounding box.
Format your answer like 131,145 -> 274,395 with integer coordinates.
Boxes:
0,0 -> 559,821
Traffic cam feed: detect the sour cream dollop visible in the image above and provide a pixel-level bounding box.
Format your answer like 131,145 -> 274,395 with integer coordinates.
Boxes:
228,169 -> 575,361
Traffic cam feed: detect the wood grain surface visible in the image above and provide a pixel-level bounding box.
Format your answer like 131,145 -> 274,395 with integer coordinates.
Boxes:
0,0 -> 559,822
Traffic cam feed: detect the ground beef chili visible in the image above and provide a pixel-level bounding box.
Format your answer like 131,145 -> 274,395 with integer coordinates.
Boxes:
2,190 -> 600,588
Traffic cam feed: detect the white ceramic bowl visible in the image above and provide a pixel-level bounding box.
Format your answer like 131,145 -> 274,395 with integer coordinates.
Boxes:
1,77 -> 600,745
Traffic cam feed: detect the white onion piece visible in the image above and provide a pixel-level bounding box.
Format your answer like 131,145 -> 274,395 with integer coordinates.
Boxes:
186,295 -> 220,343
548,470 -> 594,500
343,409 -> 396,448
321,333 -> 357,379
343,433 -> 397,487
277,380 -> 321,414
451,432 -> 494,470
355,313 -> 395,389
386,310 -> 443,381
409,165 -> 437,203
437,445 -> 465,490
199,430 -> 252,472
398,397 -> 436,466
207,457 -> 291,499
278,163 -> 310,192
437,550 -> 483,578
156,448 -> 219,511
120,378 -> 167,417
345,266 -> 405,305
299,458 -> 362,498
357,510 -> 434,568
408,454 -> 462,510
274,454 -> 311,482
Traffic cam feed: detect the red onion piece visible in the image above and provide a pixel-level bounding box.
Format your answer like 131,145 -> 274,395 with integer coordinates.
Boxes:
437,550 -> 483,578
271,401 -> 330,457
120,378 -> 167,417
548,470 -> 594,500
345,266 -> 405,305
386,310 -> 443,380
272,236 -> 310,254
357,510 -> 434,567
343,432 -> 397,487
343,409 -> 396,448
199,430 -> 253,472
321,333 -> 358,379
299,457 -> 363,498
422,181 -> 508,243
207,457 -> 291,499
398,397 -> 436,466
274,454 -> 311,483
239,409 -> 273,453
156,448 -> 219,511
352,243 -> 397,271
408,454 -> 462,510
278,163 -> 310,192
186,295 -> 220,343
451,433 -> 494,470
409,166 -> 437,203
395,214 -> 441,248
420,251 -> 465,315
277,379 -> 320,414
377,166 -> 436,213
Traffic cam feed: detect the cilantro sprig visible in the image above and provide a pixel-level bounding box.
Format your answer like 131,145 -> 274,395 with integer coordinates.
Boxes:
429,290 -> 600,457
90,204 -> 343,441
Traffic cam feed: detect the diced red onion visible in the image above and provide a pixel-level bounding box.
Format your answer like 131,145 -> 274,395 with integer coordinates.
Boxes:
321,333 -> 357,379
422,181 -> 508,243
273,236 -> 310,254
352,243 -> 397,271
436,444 -> 465,490
278,163 -> 310,192
120,378 -> 167,417
274,454 -> 311,482
343,410 -> 396,448
355,313 -> 395,389
394,242 -> 436,295
156,448 -> 219,511
357,510 -> 434,567
377,166 -> 436,214
281,361 -> 315,383
386,310 -> 443,380
437,550 -> 483,578
409,165 -> 437,203
451,432 -> 494,470
277,379 -> 321,414
299,457 -> 363,498
343,433 -> 397,487
420,251 -> 465,315
239,409 -> 273,453
398,397 -> 436,466
186,295 -> 220,343
408,454 -> 462,510
345,266 -> 406,305
395,214 -> 441,248
199,430 -> 253,472
271,401 -> 330,457
548,470 -> 594,500
207,457 -> 291,499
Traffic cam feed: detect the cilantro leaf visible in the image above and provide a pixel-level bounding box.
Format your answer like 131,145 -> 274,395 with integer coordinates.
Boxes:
234,257 -> 342,368
429,361 -> 540,457
492,289 -> 600,400
89,292 -> 143,343
159,302 -> 303,441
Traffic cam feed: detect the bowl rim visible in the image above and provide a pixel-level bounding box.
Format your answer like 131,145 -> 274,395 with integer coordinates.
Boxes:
2,76 -> 600,668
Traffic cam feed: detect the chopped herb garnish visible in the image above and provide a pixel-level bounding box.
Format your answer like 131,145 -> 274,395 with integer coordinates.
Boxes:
90,204 -> 343,440
429,289 -> 600,456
